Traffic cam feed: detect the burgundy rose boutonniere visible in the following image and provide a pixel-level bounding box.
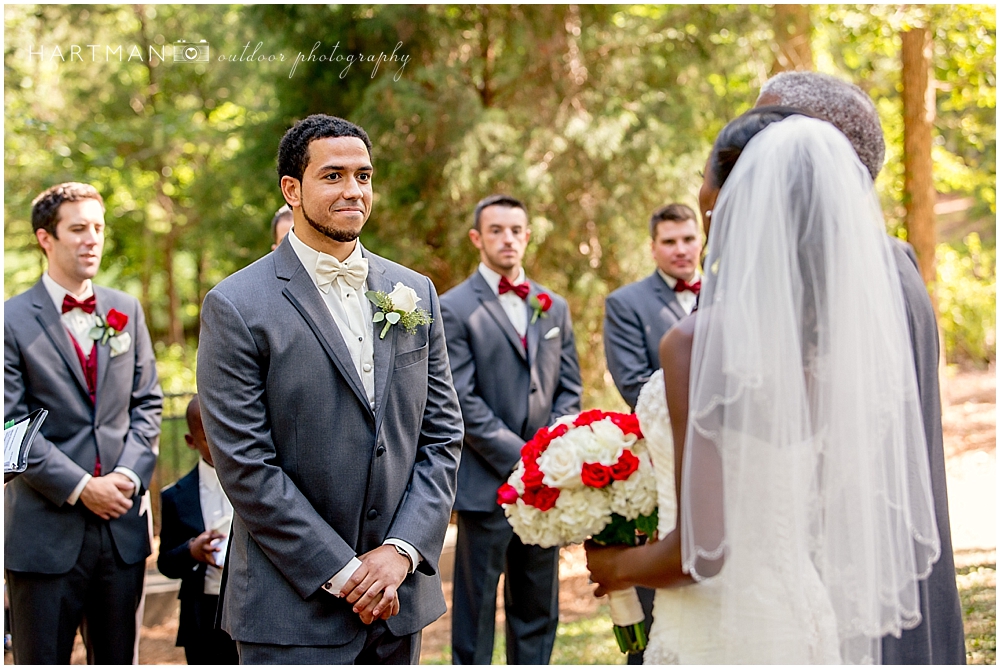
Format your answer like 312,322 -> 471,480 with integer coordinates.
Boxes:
529,293 -> 552,324
89,309 -> 132,357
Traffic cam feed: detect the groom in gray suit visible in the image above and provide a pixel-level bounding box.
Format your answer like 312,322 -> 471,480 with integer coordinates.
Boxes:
603,203 -> 703,411
4,182 -> 162,664
758,71 -> 965,665
197,115 -> 463,664
441,194 -> 583,664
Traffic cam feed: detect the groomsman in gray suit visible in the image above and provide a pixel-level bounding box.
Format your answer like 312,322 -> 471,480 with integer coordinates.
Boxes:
602,202 -> 702,663
603,203 -> 703,411
757,71 -> 965,665
4,182 -> 162,664
441,194 -> 583,664
197,115 -> 463,664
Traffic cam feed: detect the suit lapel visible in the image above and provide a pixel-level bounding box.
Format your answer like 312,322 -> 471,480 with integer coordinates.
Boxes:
651,272 -> 686,322
93,287 -> 112,402
472,273 -> 526,361
278,245 -> 372,414
30,282 -> 90,398
177,467 -> 206,533
364,253 -> 397,428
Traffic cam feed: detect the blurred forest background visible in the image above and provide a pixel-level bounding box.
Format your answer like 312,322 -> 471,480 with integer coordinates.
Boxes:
4,4 -> 995,479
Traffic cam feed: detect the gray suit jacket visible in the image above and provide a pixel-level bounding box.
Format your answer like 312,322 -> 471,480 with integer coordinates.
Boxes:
441,272 -> 583,512
196,241 -> 463,647
603,272 -> 687,410
4,281 -> 162,573
882,239 -> 966,664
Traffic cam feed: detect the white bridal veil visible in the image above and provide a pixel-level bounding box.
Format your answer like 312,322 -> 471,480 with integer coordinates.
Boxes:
680,116 -> 940,663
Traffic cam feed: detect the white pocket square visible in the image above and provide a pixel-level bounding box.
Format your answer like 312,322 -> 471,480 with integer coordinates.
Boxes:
109,332 -> 132,358
543,327 -> 560,340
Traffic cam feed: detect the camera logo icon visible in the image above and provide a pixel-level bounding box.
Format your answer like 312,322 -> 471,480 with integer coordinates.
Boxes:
173,40 -> 210,63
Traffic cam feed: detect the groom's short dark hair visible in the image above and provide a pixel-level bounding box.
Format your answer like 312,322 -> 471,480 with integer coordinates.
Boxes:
277,114 -> 373,183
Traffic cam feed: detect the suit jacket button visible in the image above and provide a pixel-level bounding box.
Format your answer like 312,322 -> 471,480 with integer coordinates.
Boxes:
367,508 -> 378,520
376,445 -> 386,456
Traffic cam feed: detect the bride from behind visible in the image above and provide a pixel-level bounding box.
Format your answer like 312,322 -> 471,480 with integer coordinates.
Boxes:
586,110 -> 940,664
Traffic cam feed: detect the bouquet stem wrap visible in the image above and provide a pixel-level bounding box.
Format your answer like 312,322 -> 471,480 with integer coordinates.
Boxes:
608,588 -> 648,654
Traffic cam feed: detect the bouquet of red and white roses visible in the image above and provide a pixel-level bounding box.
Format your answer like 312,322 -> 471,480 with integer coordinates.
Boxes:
497,409 -> 657,655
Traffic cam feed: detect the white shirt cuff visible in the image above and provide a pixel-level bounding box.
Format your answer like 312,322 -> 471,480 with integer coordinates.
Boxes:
322,557 -> 363,597
67,473 -> 92,506
384,538 -> 422,574
113,466 -> 141,495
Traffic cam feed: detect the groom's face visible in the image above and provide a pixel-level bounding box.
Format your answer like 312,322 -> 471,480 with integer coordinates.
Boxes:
285,136 -> 373,244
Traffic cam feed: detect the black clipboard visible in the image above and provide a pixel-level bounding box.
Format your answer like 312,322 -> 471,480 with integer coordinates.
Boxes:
4,408 -> 48,482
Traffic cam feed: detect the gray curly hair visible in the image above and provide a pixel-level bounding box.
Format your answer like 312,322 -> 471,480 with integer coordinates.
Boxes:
758,71 -> 885,181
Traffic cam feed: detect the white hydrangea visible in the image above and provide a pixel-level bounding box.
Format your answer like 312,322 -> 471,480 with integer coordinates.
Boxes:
553,486 -> 612,542
608,452 -> 657,518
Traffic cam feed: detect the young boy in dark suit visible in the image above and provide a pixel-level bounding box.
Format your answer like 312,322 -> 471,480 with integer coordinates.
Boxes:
157,396 -> 237,664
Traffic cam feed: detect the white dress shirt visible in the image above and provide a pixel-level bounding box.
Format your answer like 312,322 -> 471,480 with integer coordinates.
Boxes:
287,229 -> 376,406
285,230 -> 421,596
41,273 -> 142,505
198,458 -> 233,595
478,263 -> 529,336
657,268 -> 700,315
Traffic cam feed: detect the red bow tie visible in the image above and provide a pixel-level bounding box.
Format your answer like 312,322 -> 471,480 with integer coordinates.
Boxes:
498,275 -> 530,300
62,294 -> 96,314
675,279 -> 701,296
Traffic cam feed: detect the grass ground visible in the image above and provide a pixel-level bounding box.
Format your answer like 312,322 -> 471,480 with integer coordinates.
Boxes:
956,553 -> 997,665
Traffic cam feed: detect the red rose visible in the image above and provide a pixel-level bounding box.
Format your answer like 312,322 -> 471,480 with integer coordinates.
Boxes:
533,426 -> 553,450
549,423 -> 569,440
521,438 -> 541,459
581,462 -> 612,488
532,485 -> 560,511
573,409 -> 606,427
497,483 -> 519,506
106,309 -> 128,332
521,465 -> 544,491
609,412 -> 643,439
610,449 -> 640,481
536,293 -> 553,312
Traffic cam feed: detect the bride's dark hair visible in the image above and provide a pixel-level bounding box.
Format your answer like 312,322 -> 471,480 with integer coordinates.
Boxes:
708,106 -> 817,188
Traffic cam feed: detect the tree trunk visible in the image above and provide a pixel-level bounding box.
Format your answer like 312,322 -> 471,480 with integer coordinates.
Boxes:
163,230 -> 183,345
141,227 -> 154,336
901,26 -> 937,291
477,6 -> 495,108
771,4 -> 814,74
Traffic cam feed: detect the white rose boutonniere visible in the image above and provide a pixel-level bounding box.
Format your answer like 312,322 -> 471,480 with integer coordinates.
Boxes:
366,282 -> 433,339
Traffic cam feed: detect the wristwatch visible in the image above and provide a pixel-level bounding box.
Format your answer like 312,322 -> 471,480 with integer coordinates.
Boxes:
392,544 -> 414,573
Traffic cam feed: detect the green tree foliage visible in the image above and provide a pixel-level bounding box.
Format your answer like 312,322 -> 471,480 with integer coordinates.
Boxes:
5,5 -> 995,405
938,234 -> 996,366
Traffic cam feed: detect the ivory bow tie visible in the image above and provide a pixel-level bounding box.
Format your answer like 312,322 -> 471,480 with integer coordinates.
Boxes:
315,255 -> 368,293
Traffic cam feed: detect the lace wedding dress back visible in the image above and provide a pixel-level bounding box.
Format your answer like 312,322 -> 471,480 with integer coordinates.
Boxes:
634,370 -> 841,664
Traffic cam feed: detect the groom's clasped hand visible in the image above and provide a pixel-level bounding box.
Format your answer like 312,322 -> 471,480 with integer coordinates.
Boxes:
339,545 -> 410,624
